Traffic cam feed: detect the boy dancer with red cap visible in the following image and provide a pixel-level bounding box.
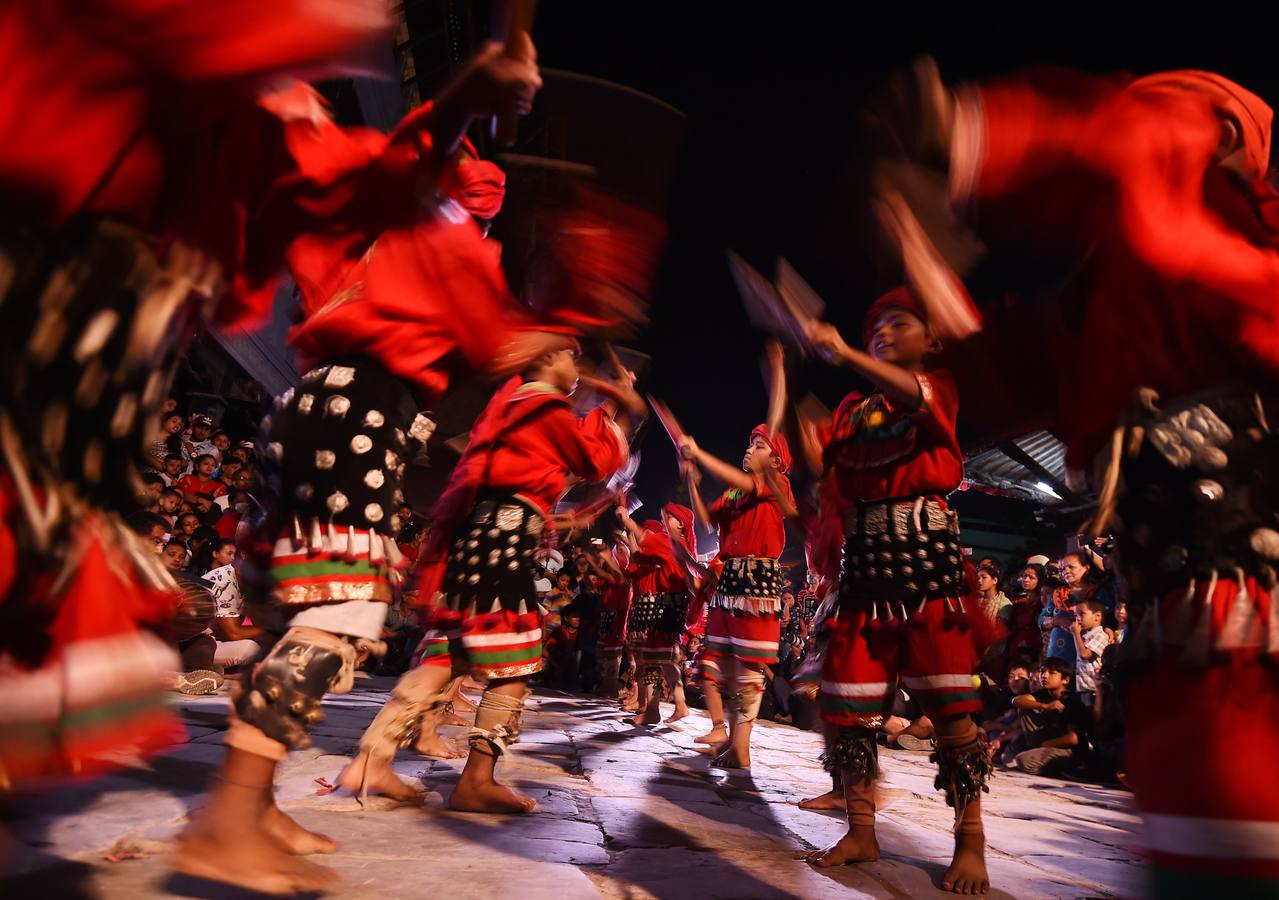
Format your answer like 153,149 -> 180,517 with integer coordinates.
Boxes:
680,346 -> 796,768
799,288 -> 991,895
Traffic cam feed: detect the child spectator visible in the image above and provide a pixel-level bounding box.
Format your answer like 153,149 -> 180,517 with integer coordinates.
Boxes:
157,488 -> 183,526
176,512 -> 202,541
1070,598 -> 1111,705
544,604 -> 584,690
197,539 -> 264,670
1013,658 -> 1086,776
161,452 -> 188,486
544,571 -> 577,634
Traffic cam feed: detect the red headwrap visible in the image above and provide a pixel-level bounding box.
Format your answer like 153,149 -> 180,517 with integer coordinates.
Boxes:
1129,70 -> 1272,184
861,286 -> 928,349
446,158 -> 506,220
750,424 -> 792,474
662,502 -> 697,557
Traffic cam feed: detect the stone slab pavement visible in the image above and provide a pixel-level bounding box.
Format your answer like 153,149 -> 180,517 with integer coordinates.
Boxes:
1,676 -> 1145,898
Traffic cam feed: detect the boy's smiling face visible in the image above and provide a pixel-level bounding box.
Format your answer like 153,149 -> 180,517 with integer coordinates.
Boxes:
866,307 -> 937,369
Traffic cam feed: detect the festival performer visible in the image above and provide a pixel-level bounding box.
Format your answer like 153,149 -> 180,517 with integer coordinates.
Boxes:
678,343 -> 796,769
879,60 -> 1279,896
339,343 -> 642,811
799,288 -> 991,896
178,35 -> 548,894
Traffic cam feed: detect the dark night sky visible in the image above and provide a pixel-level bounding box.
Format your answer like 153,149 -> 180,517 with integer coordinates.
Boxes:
505,9 -> 1276,529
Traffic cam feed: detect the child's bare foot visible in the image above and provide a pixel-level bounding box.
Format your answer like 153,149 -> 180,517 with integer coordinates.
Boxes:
260,804 -> 338,854
174,821 -> 339,895
798,788 -> 847,812
711,746 -> 750,770
336,752 -> 423,801
805,826 -> 880,867
415,730 -> 465,759
448,778 -> 537,814
941,831 -> 989,894
664,706 -> 690,725
693,724 -> 727,745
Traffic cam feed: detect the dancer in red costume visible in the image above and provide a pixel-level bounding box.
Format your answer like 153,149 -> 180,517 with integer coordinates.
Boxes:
0,0 -> 388,840
797,288 -> 992,895
175,35 -> 549,895
341,343 -> 643,810
680,343 -> 797,770
880,60 -> 1279,898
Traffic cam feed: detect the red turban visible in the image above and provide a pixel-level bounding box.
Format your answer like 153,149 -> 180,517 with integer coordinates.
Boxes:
750,424 -> 792,474
447,158 -> 506,220
662,502 -> 697,557
1129,70 -> 1272,185
861,286 -> 928,349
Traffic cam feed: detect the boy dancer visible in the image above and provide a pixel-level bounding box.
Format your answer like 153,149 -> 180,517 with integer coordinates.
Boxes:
800,288 -> 991,895
341,343 -> 642,810
680,348 -> 796,768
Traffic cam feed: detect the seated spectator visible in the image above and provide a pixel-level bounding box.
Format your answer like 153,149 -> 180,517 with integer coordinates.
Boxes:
984,662 -> 1032,763
162,539 -> 190,571
192,493 -> 222,526
225,466 -> 254,497
147,412 -> 185,471
1006,564 -> 1047,673
138,473 -> 166,511
126,511 -> 170,553
195,539 -> 264,669
216,453 -> 244,485
543,604 -> 583,690
214,490 -> 252,539
177,454 -> 227,504
210,429 -> 232,460
160,452 -> 188,486
157,487 -> 183,526
1013,657 -> 1087,775
183,413 -> 217,461
176,512 -> 202,542
187,526 -> 219,564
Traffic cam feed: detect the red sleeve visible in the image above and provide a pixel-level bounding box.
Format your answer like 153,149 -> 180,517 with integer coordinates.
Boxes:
631,530 -> 668,564
540,406 -> 628,484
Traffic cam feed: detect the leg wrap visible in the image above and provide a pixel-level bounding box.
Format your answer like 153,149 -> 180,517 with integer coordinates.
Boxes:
643,665 -> 663,687
821,727 -> 879,786
233,627 -> 358,750
931,733 -> 993,814
733,666 -> 766,724
466,688 -> 529,758
358,670 -> 456,761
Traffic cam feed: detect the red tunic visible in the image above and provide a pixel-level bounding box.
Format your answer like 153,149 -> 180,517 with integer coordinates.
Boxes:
966,70 -> 1279,465
235,100 -> 521,402
822,370 -> 962,505
629,527 -> 687,595
414,378 -> 627,601
176,475 -> 228,500
709,474 -> 791,559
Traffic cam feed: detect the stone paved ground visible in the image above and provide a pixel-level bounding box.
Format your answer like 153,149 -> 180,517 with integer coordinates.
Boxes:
1,677 -> 1145,898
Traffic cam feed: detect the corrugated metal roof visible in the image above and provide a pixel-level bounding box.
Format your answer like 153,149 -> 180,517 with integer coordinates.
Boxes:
963,430 -> 1070,503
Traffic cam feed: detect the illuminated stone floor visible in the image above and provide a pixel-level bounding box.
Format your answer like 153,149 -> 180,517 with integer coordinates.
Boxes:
1,678 -> 1145,898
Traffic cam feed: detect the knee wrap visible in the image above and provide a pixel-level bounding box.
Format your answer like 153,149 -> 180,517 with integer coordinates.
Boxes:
931,737 -> 993,813
467,688 -> 529,758
733,666 -> 766,724
233,627 -> 359,750
820,727 -> 879,785
359,671 -> 456,761
643,665 -> 663,686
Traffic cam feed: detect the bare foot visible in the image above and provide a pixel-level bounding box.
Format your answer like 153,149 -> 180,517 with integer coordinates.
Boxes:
261,804 -> 338,855
941,831 -> 989,894
799,788 -> 847,812
336,752 -> 423,801
664,707 -> 690,725
621,696 -> 640,713
174,821 -> 339,895
448,778 -> 537,814
805,826 -> 880,867
439,708 -> 470,728
693,724 -> 727,745
711,746 -> 751,770
415,730 -> 466,759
